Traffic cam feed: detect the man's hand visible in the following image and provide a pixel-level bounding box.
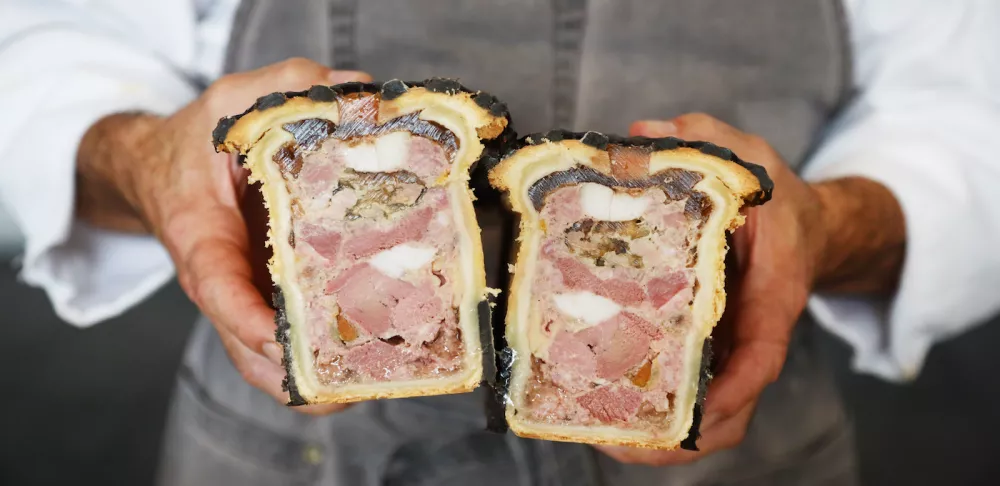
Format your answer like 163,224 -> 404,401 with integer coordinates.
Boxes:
597,113 -> 905,466
76,58 -> 372,413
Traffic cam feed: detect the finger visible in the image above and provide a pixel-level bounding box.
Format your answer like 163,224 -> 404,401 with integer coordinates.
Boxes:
630,113 -> 758,157
595,400 -> 755,466
164,202 -> 277,357
596,444 -> 684,465
702,242 -> 798,430
217,325 -> 350,415
205,58 -> 341,117
702,332 -> 787,429
241,57 -> 336,92
683,399 -> 757,455
628,119 -> 677,137
328,70 -> 374,84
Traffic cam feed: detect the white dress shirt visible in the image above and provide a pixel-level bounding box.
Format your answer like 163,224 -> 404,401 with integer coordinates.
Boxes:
1,0 -> 999,382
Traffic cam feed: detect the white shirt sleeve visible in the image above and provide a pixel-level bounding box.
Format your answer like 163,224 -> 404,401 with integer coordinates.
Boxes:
803,0 -> 1000,381
0,0 -> 237,327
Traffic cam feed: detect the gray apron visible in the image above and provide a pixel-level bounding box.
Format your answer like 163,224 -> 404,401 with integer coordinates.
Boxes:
156,1 -> 859,484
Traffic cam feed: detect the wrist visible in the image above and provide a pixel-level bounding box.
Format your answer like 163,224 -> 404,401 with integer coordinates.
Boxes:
804,177 -> 906,294
804,181 -> 839,288
76,112 -> 164,232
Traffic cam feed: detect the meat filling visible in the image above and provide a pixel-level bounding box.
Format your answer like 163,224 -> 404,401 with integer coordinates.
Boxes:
522,175 -> 708,429
276,94 -> 465,385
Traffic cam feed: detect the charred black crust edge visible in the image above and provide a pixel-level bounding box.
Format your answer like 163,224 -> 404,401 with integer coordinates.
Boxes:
211,77 -> 511,149
503,130 -> 774,206
273,289 -> 308,407
486,345 -> 515,433
680,338 -> 714,451
478,298 -> 497,389
480,295 -> 507,432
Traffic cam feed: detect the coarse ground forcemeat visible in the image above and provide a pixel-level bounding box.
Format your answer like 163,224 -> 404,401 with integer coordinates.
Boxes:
522,182 -> 705,430
276,97 -> 466,385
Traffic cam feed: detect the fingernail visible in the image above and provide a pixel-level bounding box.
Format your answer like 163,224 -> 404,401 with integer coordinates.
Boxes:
328,70 -> 373,84
263,342 -> 284,366
638,120 -> 678,137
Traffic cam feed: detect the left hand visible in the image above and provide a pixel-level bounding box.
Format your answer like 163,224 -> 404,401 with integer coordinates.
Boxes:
596,113 -> 827,466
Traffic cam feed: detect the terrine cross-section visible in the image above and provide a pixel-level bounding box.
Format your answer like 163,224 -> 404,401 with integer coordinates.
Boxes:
213,79 -> 511,404
488,131 -> 772,449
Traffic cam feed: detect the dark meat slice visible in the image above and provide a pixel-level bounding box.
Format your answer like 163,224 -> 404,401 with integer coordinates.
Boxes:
338,169 -> 426,220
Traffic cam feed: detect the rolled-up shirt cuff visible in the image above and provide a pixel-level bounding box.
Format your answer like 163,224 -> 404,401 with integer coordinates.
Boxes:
0,24 -> 201,327
8,101 -> 179,328
21,222 -> 176,327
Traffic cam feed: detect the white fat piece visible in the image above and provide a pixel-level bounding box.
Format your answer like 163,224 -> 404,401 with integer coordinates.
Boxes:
343,131 -> 412,172
370,243 -> 437,279
579,183 -> 650,221
552,291 -> 622,329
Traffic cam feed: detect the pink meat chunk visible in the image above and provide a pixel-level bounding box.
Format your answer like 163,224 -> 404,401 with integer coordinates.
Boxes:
594,313 -> 662,381
298,223 -> 342,261
297,161 -> 337,199
577,385 -> 643,423
327,264 -> 415,336
547,251 -> 646,306
389,286 -> 448,345
407,136 -> 452,180
340,192 -> 447,260
647,272 -> 689,309
547,312 -> 661,387
343,340 -> 417,380
326,264 -> 449,346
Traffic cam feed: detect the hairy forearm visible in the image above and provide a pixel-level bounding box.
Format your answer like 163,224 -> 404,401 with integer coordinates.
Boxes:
810,177 -> 906,294
75,113 -> 162,233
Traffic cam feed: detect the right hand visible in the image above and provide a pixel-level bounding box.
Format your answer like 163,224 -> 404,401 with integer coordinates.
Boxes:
83,58 -> 372,412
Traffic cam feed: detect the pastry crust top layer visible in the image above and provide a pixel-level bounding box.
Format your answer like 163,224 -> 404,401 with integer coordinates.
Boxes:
214,78 -> 511,156
489,130 -> 771,209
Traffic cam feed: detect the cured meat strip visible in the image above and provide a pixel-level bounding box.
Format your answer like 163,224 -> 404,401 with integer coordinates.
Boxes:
214,78 -> 510,405
489,130 -> 772,450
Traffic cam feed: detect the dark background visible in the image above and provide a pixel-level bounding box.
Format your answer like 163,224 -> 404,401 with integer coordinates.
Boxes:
1,220 -> 999,485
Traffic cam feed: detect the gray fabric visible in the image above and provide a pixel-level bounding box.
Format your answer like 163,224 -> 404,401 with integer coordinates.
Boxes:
158,0 -> 860,484
157,320 -> 858,486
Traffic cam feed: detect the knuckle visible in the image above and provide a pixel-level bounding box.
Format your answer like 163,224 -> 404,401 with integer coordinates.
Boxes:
205,75 -> 235,102
722,428 -> 748,450
714,400 -> 742,419
178,272 -> 199,304
680,112 -> 715,127
674,112 -> 717,138
237,364 -> 260,389
765,346 -> 788,384
202,81 -> 239,116
745,134 -> 776,156
766,364 -> 783,384
685,112 -> 715,123
278,57 -> 320,79
746,134 -> 767,148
